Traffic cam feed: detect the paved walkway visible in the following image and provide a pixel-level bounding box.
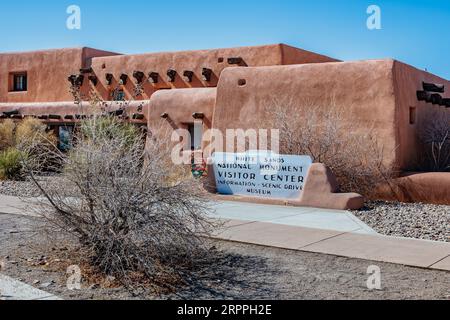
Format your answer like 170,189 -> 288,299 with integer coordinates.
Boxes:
0,196 -> 377,234
211,218 -> 450,271
0,195 -> 32,216
208,201 -> 449,272
0,274 -> 61,300
210,201 -> 377,234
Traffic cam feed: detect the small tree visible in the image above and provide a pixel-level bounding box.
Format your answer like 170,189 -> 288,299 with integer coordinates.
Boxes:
28,116 -> 214,292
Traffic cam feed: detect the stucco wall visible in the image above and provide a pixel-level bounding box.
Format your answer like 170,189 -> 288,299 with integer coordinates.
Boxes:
148,88 -> 216,151
281,44 -> 340,65
0,44 -> 336,104
213,60 -> 399,168
148,88 -> 216,127
392,61 -> 450,170
89,44 -> 337,101
0,48 -> 119,103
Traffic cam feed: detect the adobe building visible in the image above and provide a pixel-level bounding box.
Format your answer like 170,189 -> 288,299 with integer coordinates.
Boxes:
0,44 -> 449,206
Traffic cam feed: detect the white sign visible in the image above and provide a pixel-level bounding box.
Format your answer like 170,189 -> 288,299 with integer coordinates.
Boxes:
212,151 -> 312,200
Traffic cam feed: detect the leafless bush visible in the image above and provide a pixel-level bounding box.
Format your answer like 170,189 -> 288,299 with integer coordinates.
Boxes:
265,98 -> 395,197
418,108 -> 450,172
27,116 -> 214,293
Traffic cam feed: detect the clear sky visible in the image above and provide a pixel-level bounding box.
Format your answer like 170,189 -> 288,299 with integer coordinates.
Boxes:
1,0 -> 450,79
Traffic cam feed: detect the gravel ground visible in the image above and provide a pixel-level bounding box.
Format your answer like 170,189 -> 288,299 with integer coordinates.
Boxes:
354,201 -> 450,243
0,177 -> 46,198
0,213 -> 449,300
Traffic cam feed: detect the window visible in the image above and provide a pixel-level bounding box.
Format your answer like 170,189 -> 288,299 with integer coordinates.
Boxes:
10,72 -> 27,92
58,126 -> 74,151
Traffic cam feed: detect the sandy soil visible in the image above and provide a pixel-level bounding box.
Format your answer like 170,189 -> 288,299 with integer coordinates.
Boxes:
0,213 -> 449,300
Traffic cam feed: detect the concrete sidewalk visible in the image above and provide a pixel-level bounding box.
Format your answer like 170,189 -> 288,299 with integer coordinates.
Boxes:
1,196 -> 377,234
211,219 -> 450,272
0,274 -> 61,300
0,195 -> 32,216
210,201 -> 377,234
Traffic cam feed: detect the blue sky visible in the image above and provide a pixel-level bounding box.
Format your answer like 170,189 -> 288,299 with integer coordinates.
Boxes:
1,0 -> 450,79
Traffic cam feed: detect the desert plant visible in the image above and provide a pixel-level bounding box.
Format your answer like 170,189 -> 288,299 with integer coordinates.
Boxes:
0,148 -> 27,180
0,117 -> 57,175
80,116 -> 141,147
0,119 -> 16,151
13,117 -> 58,174
265,98 -> 395,197
28,116 -> 213,292
418,108 -> 450,172
15,117 -> 57,152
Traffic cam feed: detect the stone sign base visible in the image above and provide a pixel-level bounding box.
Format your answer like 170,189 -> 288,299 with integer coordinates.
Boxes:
204,163 -> 364,210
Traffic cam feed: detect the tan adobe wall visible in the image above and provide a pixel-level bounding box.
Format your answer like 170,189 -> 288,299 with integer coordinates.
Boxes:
148,88 -> 216,152
148,88 -> 216,129
392,61 -> 450,170
0,48 -> 119,103
0,44 -> 336,104
281,44 -> 340,65
88,44 -> 338,101
213,60 -> 399,168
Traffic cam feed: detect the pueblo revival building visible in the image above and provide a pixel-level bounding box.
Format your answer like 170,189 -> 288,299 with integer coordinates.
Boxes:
0,44 -> 449,206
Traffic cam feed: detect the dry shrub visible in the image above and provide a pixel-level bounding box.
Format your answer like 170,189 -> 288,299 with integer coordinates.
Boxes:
15,117 -> 58,172
29,116 -> 214,293
15,117 -> 57,152
265,98 -> 394,197
418,107 -> 450,172
0,119 -> 15,151
0,148 -> 27,180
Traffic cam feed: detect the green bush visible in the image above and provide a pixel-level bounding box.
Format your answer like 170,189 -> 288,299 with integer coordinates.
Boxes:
80,116 -> 142,147
0,148 -> 27,180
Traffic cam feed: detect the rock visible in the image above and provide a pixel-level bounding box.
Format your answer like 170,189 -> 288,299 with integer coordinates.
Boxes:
32,280 -> 40,285
106,276 -> 116,282
88,284 -> 99,290
41,281 -> 55,288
